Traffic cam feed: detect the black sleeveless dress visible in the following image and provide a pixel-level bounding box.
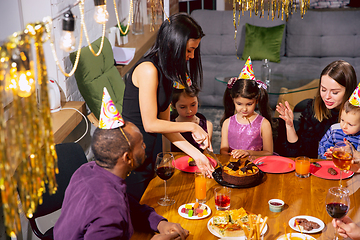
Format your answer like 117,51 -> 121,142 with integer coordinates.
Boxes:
170,112 -> 208,153
122,55 -> 173,200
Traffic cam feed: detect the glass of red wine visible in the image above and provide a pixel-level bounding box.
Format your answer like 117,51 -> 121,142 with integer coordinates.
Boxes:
332,141 -> 353,187
325,187 -> 350,240
155,152 -> 175,206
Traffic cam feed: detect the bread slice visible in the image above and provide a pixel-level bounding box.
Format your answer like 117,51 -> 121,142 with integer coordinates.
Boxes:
213,210 -> 229,225
229,208 -> 248,224
210,223 -> 245,237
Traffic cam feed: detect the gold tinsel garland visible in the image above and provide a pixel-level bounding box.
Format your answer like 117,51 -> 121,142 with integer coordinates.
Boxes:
0,0 -> 169,236
233,0 -> 310,22
0,22 -> 58,237
232,0 -> 310,56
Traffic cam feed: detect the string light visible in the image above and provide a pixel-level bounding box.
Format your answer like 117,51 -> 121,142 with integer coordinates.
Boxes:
94,0 -> 109,24
60,10 -> 76,52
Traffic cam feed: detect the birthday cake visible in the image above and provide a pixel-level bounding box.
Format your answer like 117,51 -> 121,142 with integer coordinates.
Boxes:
222,157 -> 261,186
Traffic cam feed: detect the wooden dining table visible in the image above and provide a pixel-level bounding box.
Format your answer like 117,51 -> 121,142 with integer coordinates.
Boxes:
131,153 -> 360,240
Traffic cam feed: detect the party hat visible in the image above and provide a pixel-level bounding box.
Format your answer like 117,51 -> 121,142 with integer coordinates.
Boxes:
173,73 -> 192,89
238,56 -> 255,80
99,87 -> 124,129
349,82 -> 360,107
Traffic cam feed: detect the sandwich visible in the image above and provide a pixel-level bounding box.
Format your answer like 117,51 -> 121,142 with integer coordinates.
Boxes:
210,208 -> 248,237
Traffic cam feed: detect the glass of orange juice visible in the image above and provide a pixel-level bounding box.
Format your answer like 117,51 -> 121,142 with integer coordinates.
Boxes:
195,172 -> 207,203
295,156 -> 311,178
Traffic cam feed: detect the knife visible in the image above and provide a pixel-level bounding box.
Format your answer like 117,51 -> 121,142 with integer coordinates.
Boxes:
204,148 -> 223,169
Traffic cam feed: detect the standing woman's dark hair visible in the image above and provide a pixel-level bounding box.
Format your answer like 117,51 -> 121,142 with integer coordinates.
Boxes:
145,13 -> 205,90
220,79 -> 272,127
314,60 -> 357,122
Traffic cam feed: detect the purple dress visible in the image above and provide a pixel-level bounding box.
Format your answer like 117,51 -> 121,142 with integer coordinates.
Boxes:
228,114 -> 264,151
54,161 -> 165,240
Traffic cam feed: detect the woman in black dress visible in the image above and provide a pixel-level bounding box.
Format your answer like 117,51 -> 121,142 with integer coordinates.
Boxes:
122,13 -> 214,200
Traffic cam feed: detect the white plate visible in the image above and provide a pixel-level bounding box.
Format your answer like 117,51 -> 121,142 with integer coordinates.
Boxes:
207,217 -> 268,239
277,233 -> 316,240
289,215 -> 325,234
178,203 -> 211,220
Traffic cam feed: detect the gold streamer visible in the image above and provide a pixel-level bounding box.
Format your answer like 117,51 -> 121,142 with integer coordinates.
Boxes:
0,22 -> 58,236
232,0 -> 309,59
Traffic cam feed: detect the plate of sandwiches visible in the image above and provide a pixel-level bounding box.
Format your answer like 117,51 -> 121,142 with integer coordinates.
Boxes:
207,208 -> 268,239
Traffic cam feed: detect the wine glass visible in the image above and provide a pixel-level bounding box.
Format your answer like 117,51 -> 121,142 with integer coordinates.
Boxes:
155,152 -> 175,206
332,141 -> 353,187
325,187 -> 350,240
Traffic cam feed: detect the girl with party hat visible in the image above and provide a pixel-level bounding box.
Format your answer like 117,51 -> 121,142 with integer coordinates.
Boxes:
318,83 -> 360,172
220,57 -> 273,158
165,76 -> 213,153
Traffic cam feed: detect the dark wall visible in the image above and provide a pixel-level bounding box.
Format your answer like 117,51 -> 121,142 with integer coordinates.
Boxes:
179,0 -> 216,13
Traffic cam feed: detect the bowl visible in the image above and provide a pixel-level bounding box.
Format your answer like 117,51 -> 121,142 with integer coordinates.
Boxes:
268,199 -> 284,212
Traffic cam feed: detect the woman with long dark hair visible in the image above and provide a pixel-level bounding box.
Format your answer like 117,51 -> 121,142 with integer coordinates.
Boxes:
122,13 -> 214,200
276,60 -> 357,158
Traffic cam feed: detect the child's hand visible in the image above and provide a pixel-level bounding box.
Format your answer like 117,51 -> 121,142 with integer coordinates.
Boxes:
231,149 -> 250,159
324,147 -> 333,159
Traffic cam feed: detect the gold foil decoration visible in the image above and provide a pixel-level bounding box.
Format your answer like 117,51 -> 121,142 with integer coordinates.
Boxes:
148,0 -> 168,32
0,22 -> 58,236
232,0 -> 309,57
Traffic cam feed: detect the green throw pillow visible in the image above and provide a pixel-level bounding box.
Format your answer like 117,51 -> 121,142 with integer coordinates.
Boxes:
241,23 -> 285,63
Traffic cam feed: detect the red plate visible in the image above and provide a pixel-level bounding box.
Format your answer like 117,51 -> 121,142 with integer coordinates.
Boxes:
253,156 -> 295,173
174,156 -> 217,173
310,161 -> 354,180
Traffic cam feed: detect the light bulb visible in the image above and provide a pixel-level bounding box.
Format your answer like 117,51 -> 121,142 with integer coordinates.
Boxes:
60,31 -> 76,52
18,71 -> 34,98
60,10 -> 75,52
94,5 -> 109,24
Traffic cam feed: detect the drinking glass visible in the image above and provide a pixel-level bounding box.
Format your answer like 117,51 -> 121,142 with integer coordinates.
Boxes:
295,156 -> 310,178
214,186 -> 231,210
325,187 -> 350,240
332,141 -> 353,187
195,172 -> 207,203
155,152 -> 175,206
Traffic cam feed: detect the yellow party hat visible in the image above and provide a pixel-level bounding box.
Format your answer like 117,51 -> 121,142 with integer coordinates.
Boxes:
349,82 -> 360,107
99,87 -> 124,129
238,56 -> 256,80
173,73 -> 192,89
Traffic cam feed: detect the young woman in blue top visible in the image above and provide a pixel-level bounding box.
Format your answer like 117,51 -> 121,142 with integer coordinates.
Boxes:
122,13 -> 214,200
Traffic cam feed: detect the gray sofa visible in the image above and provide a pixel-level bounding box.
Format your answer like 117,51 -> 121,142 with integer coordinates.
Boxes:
191,9 -> 360,108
